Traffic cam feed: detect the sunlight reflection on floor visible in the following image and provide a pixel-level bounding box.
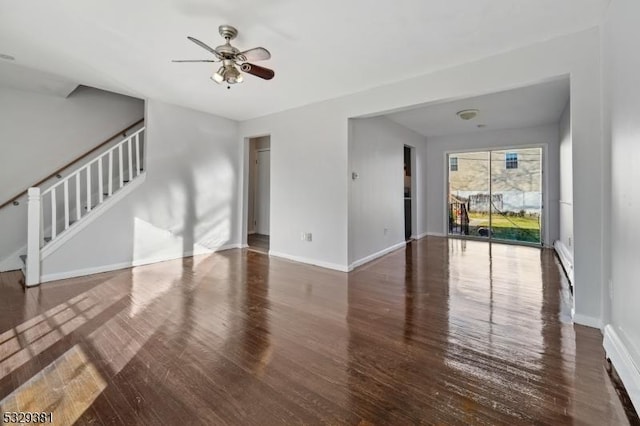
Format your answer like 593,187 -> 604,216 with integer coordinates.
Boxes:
0,344 -> 106,425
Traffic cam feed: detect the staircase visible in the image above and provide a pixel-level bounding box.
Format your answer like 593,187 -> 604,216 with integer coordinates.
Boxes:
21,123 -> 146,286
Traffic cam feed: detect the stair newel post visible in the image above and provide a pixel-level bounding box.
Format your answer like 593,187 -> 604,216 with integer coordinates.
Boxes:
26,187 -> 42,286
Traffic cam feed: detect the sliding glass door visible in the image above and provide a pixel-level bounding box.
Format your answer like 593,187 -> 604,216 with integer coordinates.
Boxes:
448,147 -> 542,245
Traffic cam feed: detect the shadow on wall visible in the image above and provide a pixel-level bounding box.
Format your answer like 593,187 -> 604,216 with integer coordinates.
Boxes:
130,151 -> 238,265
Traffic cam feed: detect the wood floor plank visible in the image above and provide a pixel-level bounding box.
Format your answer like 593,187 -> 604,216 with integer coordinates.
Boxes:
0,237 -> 635,425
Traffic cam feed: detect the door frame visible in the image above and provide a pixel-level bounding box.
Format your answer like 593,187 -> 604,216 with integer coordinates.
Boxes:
404,144 -> 418,240
443,143 -> 547,247
241,134 -> 271,248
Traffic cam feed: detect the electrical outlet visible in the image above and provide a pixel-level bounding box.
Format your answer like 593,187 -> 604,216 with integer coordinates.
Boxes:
306,233 -> 312,242
301,232 -> 312,241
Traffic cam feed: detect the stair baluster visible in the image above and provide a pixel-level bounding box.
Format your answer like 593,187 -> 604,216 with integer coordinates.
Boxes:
118,144 -> 124,189
135,134 -> 141,177
86,163 -> 92,212
24,126 -> 145,286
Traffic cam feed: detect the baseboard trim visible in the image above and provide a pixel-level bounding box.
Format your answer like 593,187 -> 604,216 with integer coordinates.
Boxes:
42,261 -> 134,283
268,251 -> 349,272
348,241 -> 407,271
604,325 -> 640,413
40,243 -> 241,283
413,232 -> 429,240
553,240 -> 574,284
427,232 -> 447,237
42,174 -> 147,260
574,313 -> 603,329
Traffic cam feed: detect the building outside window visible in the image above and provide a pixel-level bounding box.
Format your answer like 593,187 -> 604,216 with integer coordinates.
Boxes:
505,152 -> 518,169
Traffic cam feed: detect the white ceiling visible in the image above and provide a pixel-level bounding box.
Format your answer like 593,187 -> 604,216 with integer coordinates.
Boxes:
0,1 -> 607,121
385,77 -> 570,137
0,61 -> 78,98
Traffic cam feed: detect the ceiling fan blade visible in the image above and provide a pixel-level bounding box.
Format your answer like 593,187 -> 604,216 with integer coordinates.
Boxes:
187,36 -> 222,59
172,59 -> 218,63
239,47 -> 271,62
240,63 -> 275,80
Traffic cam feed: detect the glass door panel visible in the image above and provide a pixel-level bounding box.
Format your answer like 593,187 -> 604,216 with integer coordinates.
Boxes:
448,147 -> 543,245
447,151 -> 490,239
490,148 -> 542,244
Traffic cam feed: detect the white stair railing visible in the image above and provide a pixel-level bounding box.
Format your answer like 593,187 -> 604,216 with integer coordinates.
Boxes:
25,127 -> 145,286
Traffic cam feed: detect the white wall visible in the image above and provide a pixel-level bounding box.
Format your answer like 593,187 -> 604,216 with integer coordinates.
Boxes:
240,28 -> 603,324
425,125 -> 560,245
557,101 -> 574,279
40,100 -> 241,280
602,0 -> 640,411
0,85 -> 143,271
248,136 -> 270,234
348,117 -> 426,266
0,85 -> 143,203
240,102 -> 350,271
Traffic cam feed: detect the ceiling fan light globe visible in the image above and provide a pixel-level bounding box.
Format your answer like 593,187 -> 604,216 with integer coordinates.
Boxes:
211,66 -> 226,84
224,65 -> 242,84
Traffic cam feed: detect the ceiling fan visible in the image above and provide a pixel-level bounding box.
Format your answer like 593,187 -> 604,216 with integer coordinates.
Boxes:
172,25 -> 274,87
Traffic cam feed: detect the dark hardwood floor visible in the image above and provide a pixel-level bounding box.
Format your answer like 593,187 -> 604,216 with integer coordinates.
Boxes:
0,237 -> 632,425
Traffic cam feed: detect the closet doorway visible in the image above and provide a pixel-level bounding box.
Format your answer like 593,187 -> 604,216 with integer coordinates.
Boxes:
248,136 -> 271,253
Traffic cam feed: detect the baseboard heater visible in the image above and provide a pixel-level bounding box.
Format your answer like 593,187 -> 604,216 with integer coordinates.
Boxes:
553,240 -> 574,285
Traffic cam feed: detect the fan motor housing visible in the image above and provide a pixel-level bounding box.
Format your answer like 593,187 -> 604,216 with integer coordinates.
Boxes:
216,44 -> 240,58
219,25 -> 238,41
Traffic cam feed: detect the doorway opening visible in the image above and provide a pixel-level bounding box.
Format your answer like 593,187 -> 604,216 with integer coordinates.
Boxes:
247,136 -> 271,253
404,145 -> 416,242
447,147 -> 543,245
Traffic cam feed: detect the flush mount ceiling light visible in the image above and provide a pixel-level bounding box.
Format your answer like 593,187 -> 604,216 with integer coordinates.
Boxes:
173,25 -> 274,89
0,53 -> 15,61
457,109 -> 479,120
